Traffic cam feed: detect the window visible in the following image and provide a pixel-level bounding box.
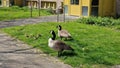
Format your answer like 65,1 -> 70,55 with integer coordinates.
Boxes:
91,7 -> 98,16
92,0 -> 99,5
10,0 -> 15,5
64,5 -> 68,14
71,0 -> 79,5
82,6 -> 88,16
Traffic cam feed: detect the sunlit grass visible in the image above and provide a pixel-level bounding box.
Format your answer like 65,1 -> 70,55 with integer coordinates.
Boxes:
0,6 -> 52,21
1,22 -> 120,68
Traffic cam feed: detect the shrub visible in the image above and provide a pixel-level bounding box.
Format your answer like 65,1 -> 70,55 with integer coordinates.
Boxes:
10,6 -> 21,11
21,6 -> 29,11
11,6 -> 20,9
46,8 -> 55,14
77,16 -> 120,26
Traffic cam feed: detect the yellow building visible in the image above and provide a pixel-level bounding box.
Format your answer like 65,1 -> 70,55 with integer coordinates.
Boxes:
41,1 -> 56,10
1,0 -> 63,11
25,0 -> 63,10
41,0 -> 63,10
26,0 -> 38,8
64,0 -> 116,17
25,0 -> 57,9
1,0 -> 24,7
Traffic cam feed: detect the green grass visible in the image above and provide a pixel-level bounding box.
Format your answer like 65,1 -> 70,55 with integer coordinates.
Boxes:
0,6 -> 52,21
1,22 -> 120,68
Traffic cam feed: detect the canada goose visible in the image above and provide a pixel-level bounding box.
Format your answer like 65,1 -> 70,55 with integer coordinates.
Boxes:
57,25 -> 72,40
48,30 -> 74,57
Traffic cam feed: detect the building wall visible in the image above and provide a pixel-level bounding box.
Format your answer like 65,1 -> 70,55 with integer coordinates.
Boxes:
26,0 -> 62,11
2,0 -> 23,7
99,0 -> 116,17
41,1 -> 56,10
14,0 -> 23,6
81,0 -> 89,6
70,5 -> 80,16
64,0 -> 116,17
116,0 -> 120,17
1,0 -> 63,10
81,0 -> 91,16
64,0 -> 69,5
64,0 -> 70,14
2,0 -> 10,7
26,1 -> 38,8
67,0 -> 90,16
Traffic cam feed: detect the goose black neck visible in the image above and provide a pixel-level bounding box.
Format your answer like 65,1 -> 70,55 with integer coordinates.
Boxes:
52,31 -> 56,40
59,26 -> 62,30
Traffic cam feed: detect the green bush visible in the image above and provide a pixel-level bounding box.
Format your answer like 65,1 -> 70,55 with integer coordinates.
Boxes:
46,8 -> 55,14
21,6 -> 30,11
0,7 -> 11,11
0,6 -> 21,11
11,6 -> 21,9
77,16 -> 120,26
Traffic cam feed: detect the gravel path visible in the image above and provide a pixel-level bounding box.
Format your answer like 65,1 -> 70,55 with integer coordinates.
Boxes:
0,15 -> 79,28
0,32 -> 72,68
0,15 -> 78,68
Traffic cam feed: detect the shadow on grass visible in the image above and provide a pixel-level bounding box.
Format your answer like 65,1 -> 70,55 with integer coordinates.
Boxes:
64,38 -> 74,41
62,51 -> 77,57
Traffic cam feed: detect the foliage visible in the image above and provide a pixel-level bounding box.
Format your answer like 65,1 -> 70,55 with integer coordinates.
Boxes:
77,16 -> 120,26
0,6 -> 52,21
46,7 -> 56,14
2,22 -> 120,68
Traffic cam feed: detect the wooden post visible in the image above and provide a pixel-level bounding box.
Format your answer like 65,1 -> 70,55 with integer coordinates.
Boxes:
63,5 -> 65,22
38,0 -> 41,16
57,10 -> 59,22
56,0 -> 60,22
30,0 -> 32,17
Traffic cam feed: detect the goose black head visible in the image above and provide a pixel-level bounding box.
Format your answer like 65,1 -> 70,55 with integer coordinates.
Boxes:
57,25 -> 62,30
50,30 -> 56,40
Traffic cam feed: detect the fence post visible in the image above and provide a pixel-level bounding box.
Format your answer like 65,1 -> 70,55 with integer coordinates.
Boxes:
57,9 -> 59,22
38,0 -> 41,16
63,6 -> 65,22
30,0 -> 32,17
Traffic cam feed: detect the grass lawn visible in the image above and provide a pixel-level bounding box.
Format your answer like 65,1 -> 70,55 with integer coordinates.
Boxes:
1,22 -> 120,68
0,6 -> 52,21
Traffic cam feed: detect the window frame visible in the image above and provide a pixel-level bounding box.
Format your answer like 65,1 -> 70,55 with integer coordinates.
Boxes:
70,0 -> 79,5
82,6 -> 88,16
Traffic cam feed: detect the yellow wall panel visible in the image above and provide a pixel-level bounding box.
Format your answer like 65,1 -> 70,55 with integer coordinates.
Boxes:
65,0 -> 116,17
81,0 -> 89,6
14,0 -> 23,6
70,5 -> 80,16
64,0 -> 70,5
103,0 -> 115,16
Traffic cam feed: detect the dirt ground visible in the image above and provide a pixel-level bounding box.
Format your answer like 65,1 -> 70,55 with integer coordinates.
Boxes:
0,15 -> 79,28
0,32 -> 72,68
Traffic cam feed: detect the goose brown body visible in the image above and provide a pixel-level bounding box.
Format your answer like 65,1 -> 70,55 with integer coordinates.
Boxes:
48,30 -> 74,57
57,25 -> 72,40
